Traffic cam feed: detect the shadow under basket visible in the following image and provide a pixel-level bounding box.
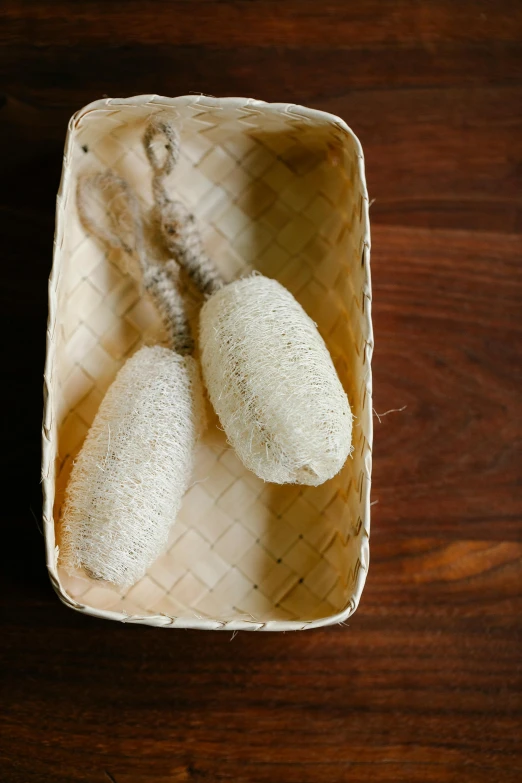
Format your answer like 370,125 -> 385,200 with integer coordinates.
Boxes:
42,95 -> 373,631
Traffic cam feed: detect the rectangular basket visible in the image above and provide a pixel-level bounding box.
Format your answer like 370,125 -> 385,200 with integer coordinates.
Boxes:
42,95 -> 373,631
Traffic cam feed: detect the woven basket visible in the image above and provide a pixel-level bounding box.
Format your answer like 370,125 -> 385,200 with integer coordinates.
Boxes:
42,95 -> 373,631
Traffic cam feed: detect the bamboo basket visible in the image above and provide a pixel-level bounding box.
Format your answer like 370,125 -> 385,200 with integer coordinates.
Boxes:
42,95 -> 373,631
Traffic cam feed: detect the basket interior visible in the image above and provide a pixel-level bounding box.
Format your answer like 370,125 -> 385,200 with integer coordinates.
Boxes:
49,99 -> 371,625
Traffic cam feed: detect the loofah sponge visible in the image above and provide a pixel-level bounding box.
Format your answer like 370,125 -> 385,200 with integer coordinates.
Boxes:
61,347 -> 204,587
144,118 -> 353,486
200,276 -> 352,485
60,170 -> 204,588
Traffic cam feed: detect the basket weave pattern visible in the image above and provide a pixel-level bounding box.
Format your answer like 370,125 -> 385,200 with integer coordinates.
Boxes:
42,96 -> 373,630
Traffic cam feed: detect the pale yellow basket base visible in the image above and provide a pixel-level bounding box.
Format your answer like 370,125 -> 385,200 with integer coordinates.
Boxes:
43,96 -> 372,630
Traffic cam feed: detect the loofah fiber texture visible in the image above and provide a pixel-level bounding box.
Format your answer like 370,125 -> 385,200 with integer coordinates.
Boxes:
59,170 -> 204,589
43,96 -> 372,630
200,275 -> 353,486
61,346 -> 205,587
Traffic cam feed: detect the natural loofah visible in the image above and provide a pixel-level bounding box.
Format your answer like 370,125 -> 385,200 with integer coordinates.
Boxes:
144,118 -> 353,486
61,347 -> 204,587
200,276 -> 352,485
60,170 -> 204,587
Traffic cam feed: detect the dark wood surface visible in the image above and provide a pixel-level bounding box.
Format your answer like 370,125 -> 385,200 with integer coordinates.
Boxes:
1,3 -> 521,781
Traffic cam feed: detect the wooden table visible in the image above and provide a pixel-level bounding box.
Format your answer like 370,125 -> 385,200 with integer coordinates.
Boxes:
1,3 -> 521,781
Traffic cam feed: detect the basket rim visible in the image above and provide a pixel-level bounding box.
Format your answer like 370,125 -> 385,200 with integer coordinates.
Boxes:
67,94 -> 369,202
42,94 -> 373,632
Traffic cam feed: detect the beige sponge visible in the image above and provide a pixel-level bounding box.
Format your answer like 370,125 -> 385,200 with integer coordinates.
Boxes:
60,346 -> 205,587
200,275 -> 353,486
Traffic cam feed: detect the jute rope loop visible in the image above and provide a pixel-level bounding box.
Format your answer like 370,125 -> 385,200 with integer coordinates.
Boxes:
77,170 -> 194,355
143,119 -> 224,296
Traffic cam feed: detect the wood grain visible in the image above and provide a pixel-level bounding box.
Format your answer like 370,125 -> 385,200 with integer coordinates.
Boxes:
0,2 -> 521,781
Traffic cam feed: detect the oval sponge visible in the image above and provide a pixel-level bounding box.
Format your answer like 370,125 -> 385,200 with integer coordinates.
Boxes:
200,275 -> 352,486
60,345 -> 205,588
